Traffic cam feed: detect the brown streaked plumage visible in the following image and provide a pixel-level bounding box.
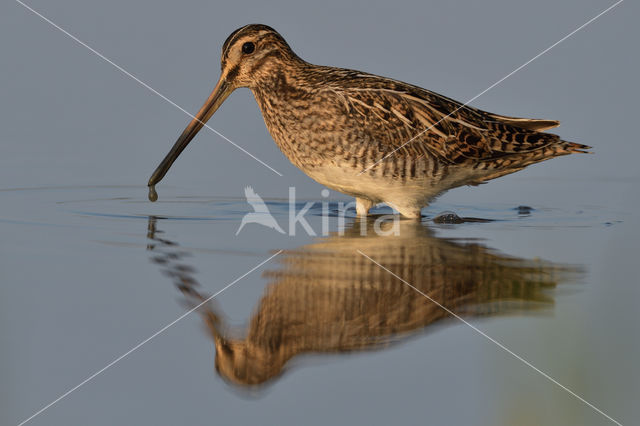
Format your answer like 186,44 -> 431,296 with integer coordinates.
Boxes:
147,217 -> 580,387
148,24 -> 591,217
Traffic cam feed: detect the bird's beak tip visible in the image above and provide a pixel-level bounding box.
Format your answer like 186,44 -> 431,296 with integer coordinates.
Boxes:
148,185 -> 158,202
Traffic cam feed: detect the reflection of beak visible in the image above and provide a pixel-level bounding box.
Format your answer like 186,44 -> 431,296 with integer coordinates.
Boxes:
148,76 -> 233,189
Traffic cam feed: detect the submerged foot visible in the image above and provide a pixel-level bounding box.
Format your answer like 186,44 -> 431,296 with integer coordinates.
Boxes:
432,211 -> 494,224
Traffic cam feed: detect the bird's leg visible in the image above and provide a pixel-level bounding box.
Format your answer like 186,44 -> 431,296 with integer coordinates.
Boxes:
385,199 -> 422,219
356,197 -> 373,216
394,206 -> 422,219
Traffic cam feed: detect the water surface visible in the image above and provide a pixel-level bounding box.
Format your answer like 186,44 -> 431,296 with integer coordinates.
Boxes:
1,181 -> 638,425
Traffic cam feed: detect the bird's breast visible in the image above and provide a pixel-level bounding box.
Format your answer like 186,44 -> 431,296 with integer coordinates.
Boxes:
252,85 -> 356,170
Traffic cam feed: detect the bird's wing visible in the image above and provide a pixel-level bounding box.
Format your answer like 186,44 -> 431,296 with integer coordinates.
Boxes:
485,113 -> 560,131
244,186 -> 271,214
333,78 -> 575,165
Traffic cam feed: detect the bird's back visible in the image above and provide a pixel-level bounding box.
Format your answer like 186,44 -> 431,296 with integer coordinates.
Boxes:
255,63 -> 588,172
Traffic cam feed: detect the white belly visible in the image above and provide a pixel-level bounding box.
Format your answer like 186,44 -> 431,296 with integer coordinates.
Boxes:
303,162 -> 450,217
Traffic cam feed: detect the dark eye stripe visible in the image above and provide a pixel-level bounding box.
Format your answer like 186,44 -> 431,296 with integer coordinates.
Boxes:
226,65 -> 240,80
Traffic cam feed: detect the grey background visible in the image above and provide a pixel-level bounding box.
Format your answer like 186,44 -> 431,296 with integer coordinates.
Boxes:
2,0 -> 638,197
1,0 -> 638,425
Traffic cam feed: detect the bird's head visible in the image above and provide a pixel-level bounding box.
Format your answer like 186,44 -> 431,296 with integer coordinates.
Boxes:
213,336 -> 287,386
220,24 -> 298,88
147,24 -> 298,192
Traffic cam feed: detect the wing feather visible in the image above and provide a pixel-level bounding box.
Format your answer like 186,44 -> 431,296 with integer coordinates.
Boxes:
332,76 -> 570,165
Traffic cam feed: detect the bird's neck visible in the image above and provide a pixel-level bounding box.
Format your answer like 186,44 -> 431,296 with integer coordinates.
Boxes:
251,60 -> 316,106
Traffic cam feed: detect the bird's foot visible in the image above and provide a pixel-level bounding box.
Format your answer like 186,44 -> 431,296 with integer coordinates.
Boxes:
356,197 -> 374,216
387,201 -> 422,219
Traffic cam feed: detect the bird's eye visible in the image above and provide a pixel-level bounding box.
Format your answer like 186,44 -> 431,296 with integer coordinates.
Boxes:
242,42 -> 255,54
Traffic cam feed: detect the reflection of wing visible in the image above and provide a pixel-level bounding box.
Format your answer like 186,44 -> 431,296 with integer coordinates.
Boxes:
244,186 -> 270,214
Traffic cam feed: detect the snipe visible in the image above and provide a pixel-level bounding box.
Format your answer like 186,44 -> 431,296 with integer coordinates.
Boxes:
148,24 -> 590,218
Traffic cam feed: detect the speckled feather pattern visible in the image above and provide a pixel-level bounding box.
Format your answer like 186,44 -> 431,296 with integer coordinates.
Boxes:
172,221 -> 565,385
226,25 -> 590,216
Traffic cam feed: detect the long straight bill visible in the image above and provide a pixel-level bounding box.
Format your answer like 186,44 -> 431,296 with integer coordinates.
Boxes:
148,77 -> 232,200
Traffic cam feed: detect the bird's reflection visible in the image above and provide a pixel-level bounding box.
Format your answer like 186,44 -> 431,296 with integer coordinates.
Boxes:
146,216 -> 579,389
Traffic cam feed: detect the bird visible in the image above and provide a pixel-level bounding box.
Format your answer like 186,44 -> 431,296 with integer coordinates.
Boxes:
148,24 -> 591,218
235,186 -> 285,235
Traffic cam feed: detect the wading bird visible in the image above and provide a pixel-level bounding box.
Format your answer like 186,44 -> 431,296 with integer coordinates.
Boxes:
148,24 -> 590,218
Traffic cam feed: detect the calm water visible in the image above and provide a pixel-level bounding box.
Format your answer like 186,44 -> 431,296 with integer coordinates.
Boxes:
2,0 -> 639,424
1,180 -> 638,425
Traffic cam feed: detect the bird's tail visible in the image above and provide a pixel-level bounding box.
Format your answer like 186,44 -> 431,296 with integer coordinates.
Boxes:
561,141 -> 592,154
524,139 -> 593,165
471,140 -> 592,185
